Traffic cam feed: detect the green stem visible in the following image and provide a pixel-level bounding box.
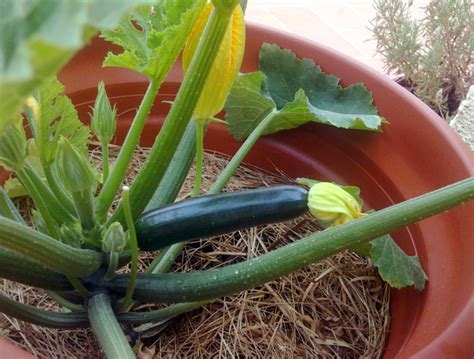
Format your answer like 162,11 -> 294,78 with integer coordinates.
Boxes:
110,7 -> 235,224
146,243 -> 186,274
67,276 -> 93,298
102,141 -> 110,182
105,177 -> 474,303
23,163 -> 75,224
145,122 -> 197,212
96,78 -> 161,222
44,166 -> 76,215
16,167 -> 58,237
47,291 -> 84,312
210,110 -> 275,194
0,292 -> 211,329
151,110 -> 276,273
192,122 -> 205,197
0,187 -> 25,224
0,292 -> 89,329
0,217 -> 102,277
104,252 -> 119,281
88,293 -> 135,359
118,299 -> 214,325
0,246 -> 71,290
71,190 -> 96,231
120,187 -> 138,312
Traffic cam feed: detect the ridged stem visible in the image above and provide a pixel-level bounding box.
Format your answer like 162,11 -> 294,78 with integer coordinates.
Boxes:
192,122 -> 205,197
105,177 -> 474,303
0,187 -> 25,224
0,292 -> 211,328
88,293 -> 135,359
96,78 -> 161,222
119,187 -> 138,312
102,141 -> 110,182
44,166 -> 76,215
109,7 -> 235,223
0,217 -> 102,277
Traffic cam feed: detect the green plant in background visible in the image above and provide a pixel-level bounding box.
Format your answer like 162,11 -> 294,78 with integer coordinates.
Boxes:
0,0 -> 473,358
370,0 -> 473,119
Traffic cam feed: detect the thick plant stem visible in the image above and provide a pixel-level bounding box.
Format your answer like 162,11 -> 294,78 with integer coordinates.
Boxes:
192,122 -> 205,197
210,109 -> 275,194
105,177 -> 474,303
96,78 -> 161,222
102,142 -> 110,182
145,122 -> 198,212
118,299 -> 214,324
0,292 -> 89,328
110,7 -> 235,224
44,166 -> 76,215
16,168 -> 58,237
120,187 -> 138,312
104,252 -> 119,281
0,217 -> 102,277
0,292 -> 211,328
147,243 -> 186,274
151,110 -> 276,273
0,187 -> 25,224
0,247 -> 71,290
23,163 -> 75,224
71,190 -> 96,231
88,294 -> 135,359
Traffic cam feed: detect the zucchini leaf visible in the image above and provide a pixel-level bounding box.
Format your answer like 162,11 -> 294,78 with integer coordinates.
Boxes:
0,0 -> 151,129
101,0 -> 206,79
369,235 -> 427,290
36,79 -> 89,170
225,44 -> 385,140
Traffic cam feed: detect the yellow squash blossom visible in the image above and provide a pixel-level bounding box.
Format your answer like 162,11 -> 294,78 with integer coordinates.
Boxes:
308,182 -> 366,227
183,2 -> 245,120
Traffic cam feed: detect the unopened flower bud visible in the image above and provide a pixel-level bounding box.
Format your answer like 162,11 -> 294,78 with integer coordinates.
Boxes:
308,182 -> 365,227
102,222 -> 128,253
57,137 -> 97,193
91,82 -> 116,144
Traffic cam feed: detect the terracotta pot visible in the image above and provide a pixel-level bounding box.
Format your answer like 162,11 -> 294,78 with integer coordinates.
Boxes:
1,23 -> 472,358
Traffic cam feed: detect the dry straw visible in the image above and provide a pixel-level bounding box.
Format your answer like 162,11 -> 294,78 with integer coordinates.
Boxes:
1,146 -> 390,358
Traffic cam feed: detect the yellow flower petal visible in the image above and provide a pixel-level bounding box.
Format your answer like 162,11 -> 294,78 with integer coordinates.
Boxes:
183,3 -> 245,119
308,182 -> 365,227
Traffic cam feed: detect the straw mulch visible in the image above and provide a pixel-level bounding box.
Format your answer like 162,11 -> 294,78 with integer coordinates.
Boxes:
1,146 -> 390,358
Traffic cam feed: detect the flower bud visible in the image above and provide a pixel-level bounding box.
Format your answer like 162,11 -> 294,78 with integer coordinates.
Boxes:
102,222 -> 128,253
308,182 -> 365,227
91,82 -> 116,144
183,3 -> 245,120
57,137 -> 97,193
0,118 -> 28,172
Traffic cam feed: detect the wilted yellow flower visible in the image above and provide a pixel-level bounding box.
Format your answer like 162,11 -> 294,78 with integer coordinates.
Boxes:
183,3 -> 245,120
308,182 -> 366,227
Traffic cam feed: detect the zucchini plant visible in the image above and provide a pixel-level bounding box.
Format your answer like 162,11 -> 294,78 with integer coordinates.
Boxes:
0,1 -> 473,358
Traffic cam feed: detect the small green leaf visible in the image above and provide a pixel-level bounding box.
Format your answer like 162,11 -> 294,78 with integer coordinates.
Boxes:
37,79 -> 89,170
0,0 -> 151,127
370,235 -> 427,290
101,0 -> 206,80
225,44 -> 385,140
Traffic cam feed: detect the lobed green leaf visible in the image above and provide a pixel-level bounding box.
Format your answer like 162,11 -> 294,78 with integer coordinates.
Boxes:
225,44 -> 385,140
101,0 -> 206,79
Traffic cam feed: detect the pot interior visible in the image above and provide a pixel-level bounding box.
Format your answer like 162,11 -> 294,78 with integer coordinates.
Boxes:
70,82 -> 423,357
